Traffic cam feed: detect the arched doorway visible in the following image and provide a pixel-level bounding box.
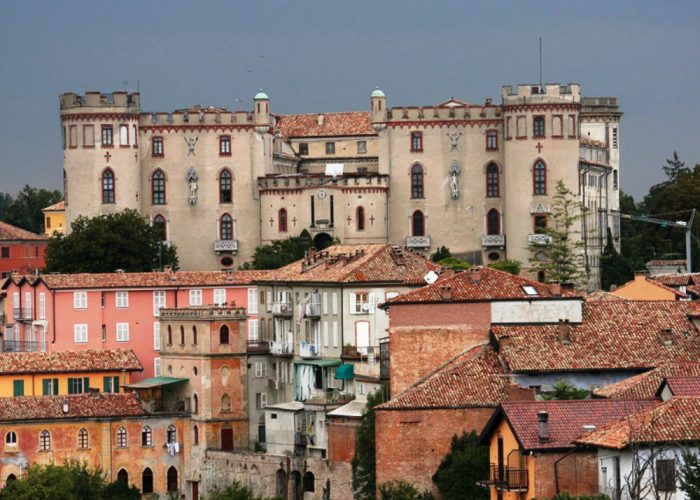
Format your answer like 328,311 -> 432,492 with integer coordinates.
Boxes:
303,471 -> 315,495
6,474 -> 16,484
276,469 -> 288,499
117,468 -> 128,485
221,423 -> 234,451
290,471 -> 302,500
142,468 -> 153,494
313,232 -> 333,250
166,466 -> 178,492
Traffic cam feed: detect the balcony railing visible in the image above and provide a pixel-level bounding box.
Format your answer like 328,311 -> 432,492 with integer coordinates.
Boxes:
272,302 -> 293,317
481,234 -> 506,247
3,340 -> 39,352
271,341 -> 294,355
305,302 -> 321,318
406,236 -> 430,249
299,341 -> 320,358
12,308 -> 32,321
477,465 -> 528,492
247,340 -> 271,353
528,234 -> 552,245
214,239 -> 238,253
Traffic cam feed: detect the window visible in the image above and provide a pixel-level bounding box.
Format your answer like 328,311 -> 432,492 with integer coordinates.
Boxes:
357,140 -> 367,154
77,428 -> 89,449
83,125 -> 94,147
42,378 -> 59,395
153,215 -> 166,241
5,431 -> 17,445
101,125 -> 113,146
486,163 -> 499,197
214,288 -> 227,306
219,169 -> 232,203
154,357 -> 161,376
351,292 -> 370,314
255,361 -> 267,378
192,326 -> 197,345
612,127 -> 618,149
533,116 -> 545,138
167,466 -> 178,492
552,115 -> 563,137
486,130 -> 498,150
167,326 -> 172,345
220,214 -> 233,240
325,142 -> 335,154
142,468 -> 154,494
117,469 -> 128,485
152,136 -> 164,157
220,325 -> 230,344
656,459 -> 676,492
12,380 -> 24,397
487,209 -> 501,235
119,124 -> 129,146
68,377 -> 89,394
522,285 -> 539,296
411,164 -> 424,198
153,322 -> 161,351
167,425 -> 177,444
73,291 -> 87,309
193,394 -> 199,414
613,170 -> 619,190
533,160 -> 546,195
298,142 -> 309,155
116,427 -> 127,448
534,215 -> 547,232
74,324 -> 88,343
116,291 -> 129,308
39,430 -> 51,451
141,426 -> 152,447
193,425 -> 199,445
39,293 -> 46,320
69,125 -> 78,147
356,321 -> 370,353
219,135 -> 231,156
152,170 -> 166,205
356,206 -> 365,231
189,289 -> 202,306
516,116 -> 526,138
179,325 -> 185,345
256,392 -> 267,409
221,394 -> 231,412
1,247 -> 9,258
412,210 -> 425,237
116,323 -> 129,342
278,208 -> 288,232
568,115 -> 577,137
410,131 -> 423,152
103,376 -> 120,393
153,290 -> 166,316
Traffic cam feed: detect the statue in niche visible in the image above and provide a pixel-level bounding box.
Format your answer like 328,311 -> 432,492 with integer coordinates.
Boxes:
447,132 -> 462,151
186,167 -> 199,205
184,136 -> 198,156
449,160 -> 460,199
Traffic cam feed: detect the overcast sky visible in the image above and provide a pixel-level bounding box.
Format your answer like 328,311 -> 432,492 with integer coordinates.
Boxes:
1,0 -> 698,201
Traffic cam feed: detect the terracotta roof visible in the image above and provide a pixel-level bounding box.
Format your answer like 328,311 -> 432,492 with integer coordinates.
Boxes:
276,112 -> 374,138
662,376 -> 700,397
575,397 -> 700,449
0,349 -> 142,375
647,259 -> 687,267
42,201 -> 65,212
594,363 -> 700,400
585,290 -> 629,302
0,393 -> 146,422
493,301 -> 700,373
612,276 -> 687,299
260,244 -> 438,284
650,273 -> 700,290
386,267 -> 562,305
378,344 -> 523,410
0,221 -> 48,242
496,399 -> 657,451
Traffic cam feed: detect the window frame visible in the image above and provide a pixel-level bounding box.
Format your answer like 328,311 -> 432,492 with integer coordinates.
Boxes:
356,206 -> 365,231
410,131 -> 423,152
278,208 -> 288,233
153,214 -> 167,241
485,130 -> 498,151
151,169 -> 166,205
219,135 -> 231,156
141,426 -> 153,447
357,140 -> 367,154
39,430 -> 51,451
116,322 -> 129,342
101,168 -> 115,204
533,160 -> 547,195
325,142 -> 335,155
220,213 -> 234,240
410,164 -> 425,199
189,289 -> 202,306
116,427 -> 127,448
411,210 -> 425,237
219,169 -> 232,203
298,142 -> 309,155
486,163 -> 500,198
74,324 -> 88,344
486,208 -> 501,235
77,428 -> 89,449
115,291 -> 129,309
101,125 -> 113,147
152,136 -> 164,157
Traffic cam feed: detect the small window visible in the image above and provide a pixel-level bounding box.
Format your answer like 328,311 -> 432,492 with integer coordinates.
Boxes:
220,214 -> 233,240
256,392 -> 267,409
116,323 -> 129,342
102,169 -> 115,204
189,289 -> 202,306
1,247 -> 9,258
141,426 -> 152,447
101,125 -> 113,146
487,209 -> 500,235
357,140 -> 367,154
278,208 -> 288,233
39,430 -> 51,451
167,325 -> 173,345
119,125 -> 129,146
534,215 -> 547,231
533,116 -> 545,138
410,131 -> 423,152
656,459 -> 676,492
486,130 -> 498,151
219,170 -> 232,203
78,428 -> 89,449
152,136 -> 164,157
179,325 -> 185,345
74,324 -> 88,343
167,425 -> 177,444
356,206 -> 365,231
522,285 -> 539,296
411,164 -> 424,199
325,142 -> 335,154
533,160 -> 546,195
116,427 -> 127,448
298,143 -> 309,155
192,326 -> 197,345
153,215 -> 167,241
5,431 -> 17,445
116,291 -> 129,308
193,425 -> 199,445
220,325 -> 230,344
219,135 -> 231,156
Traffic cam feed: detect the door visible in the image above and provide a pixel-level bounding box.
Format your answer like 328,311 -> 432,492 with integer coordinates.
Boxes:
221,426 -> 234,451
191,481 -> 199,500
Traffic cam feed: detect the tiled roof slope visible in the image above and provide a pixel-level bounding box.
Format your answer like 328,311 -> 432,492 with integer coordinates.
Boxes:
575,397 -> 700,449
585,290 -> 628,302
493,301 -> 700,373
663,376 -> 700,397
0,349 -> 142,374
261,244 -> 437,284
0,393 -> 146,422
386,267 -> 559,304
0,221 -> 48,242
42,201 -> 65,212
378,344 -> 519,410
276,112 -> 374,138
594,363 -> 700,400
501,399 -> 657,451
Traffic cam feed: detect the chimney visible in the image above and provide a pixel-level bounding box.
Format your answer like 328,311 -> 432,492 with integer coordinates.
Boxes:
537,410 -> 550,442
440,286 -> 452,301
549,282 -> 561,297
557,319 -> 571,343
660,328 -> 674,347
317,114 -> 325,126
469,266 -> 482,284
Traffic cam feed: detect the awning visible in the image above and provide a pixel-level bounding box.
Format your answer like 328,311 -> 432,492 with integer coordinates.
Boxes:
293,359 -> 341,368
335,363 -> 354,380
124,376 -> 188,389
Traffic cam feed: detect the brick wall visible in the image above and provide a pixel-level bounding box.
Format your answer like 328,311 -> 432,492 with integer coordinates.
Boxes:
327,417 -> 360,462
534,451 -> 599,499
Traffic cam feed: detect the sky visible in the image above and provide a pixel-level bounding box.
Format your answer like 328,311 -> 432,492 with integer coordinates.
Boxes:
1,0 -> 698,201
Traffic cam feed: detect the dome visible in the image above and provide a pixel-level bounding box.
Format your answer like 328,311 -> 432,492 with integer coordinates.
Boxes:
371,87 -> 385,98
254,89 -> 269,100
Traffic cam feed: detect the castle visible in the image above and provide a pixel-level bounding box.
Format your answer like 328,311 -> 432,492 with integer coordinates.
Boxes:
60,83 -> 621,287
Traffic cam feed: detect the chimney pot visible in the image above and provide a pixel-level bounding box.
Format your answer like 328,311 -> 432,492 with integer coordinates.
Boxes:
549,282 -> 561,297
557,319 -> 571,343
469,266 -> 482,284
537,410 -> 550,442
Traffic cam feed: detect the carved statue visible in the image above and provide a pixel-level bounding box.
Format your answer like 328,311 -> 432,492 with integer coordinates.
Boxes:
447,132 -> 462,151
184,136 -> 198,156
449,160 -> 460,199
186,167 -> 199,205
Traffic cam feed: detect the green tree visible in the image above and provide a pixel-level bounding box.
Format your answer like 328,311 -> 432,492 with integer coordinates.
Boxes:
680,450 -> 700,500
207,481 -> 270,500
2,185 -> 62,234
540,380 -> 589,400
378,481 -> 434,500
352,385 -> 390,500
0,192 -> 13,220
662,151 -> 689,182
240,230 -> 314,270
437,257 -> 471,271
44,209 -> 179,273
432,431 -> 489,500
430,246 -> 451,262
488,259 -> 522,276
600,227 -> 634,291
528,180 -> 585,285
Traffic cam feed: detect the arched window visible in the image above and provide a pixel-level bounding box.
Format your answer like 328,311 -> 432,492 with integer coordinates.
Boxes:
220,214 -> 233,240
356,206 -> 365,231
192,326 -> 197,345
77,428 -> 88,449
117,469 -> 128,485
278,208 -> 288,233
167,325 -> 173,345
179,325 -> 185,345
221,394 -> 231,412
219,169 -> 232,203
411,164 -> 424,199
193,425 -> 199,445
6,474 -> 16,484
167,425 -> 177,444
116,427 -> 127,448
102,169 -> 115,204
220,325 -> 230,345
487,209 -> 501,235
152,169 -> 166,205
303,471 -> 315,493
486,163 -> 500,197
153,215 -> 166,241
142,468 -> 154,494
5,431 -> 16,445
533,160 -> 546,195
411,210 -> 425,237
141,426 -> 152,447
193,394 -> 199,414
167,466 -> 178,492
39,430 -> 51,451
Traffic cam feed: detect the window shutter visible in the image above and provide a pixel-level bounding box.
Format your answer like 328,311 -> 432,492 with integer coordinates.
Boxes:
84,377 -> 90,393
349,293 -> 357,315
114,377 -> 119,393
322,292 -> 328,315
13,380 -> 24,397
42,379 -> 50,396
68,378 -> 74,395
368,293 -> 377,314
53,378 -> 59,395
103,377 -> 110,393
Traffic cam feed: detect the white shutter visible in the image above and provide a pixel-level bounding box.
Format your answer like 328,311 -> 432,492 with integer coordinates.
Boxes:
260,392 -> 267,408
248,287 -> 258,314
39,293 -> 46,320
323,321 -> 329,347
266,291 -> 273,312
368,293 -> 377,314
249,319 -> 259,341
332,321 -> 339,348
322,292 -> 328,315
349,293 -> 357,315
332,293 -> 338,315
153,322 -> 161,350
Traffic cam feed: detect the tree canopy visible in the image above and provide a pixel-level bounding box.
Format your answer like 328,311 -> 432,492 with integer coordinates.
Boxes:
351,385 -> 390,500
487,259 -> 522,276
432,431 -> 489,500
540,380 -> 589,400
378,481 -> 434,500
239,230 -> 314,270
680,450 -> 700,500
600,227 -> 634,291
1,185 -> 62,234
44,209 -> 178,273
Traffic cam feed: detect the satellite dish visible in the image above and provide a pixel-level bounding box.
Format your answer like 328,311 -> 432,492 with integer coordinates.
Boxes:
424,271 -> 438,284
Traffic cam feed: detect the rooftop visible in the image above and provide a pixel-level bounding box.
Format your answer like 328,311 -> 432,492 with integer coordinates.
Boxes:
662,376 -> 700,397
0,221 -> 48,242
0,393 -> 147,422
276,111 -> 374,138
594,363 -> 700,400
0,348 -> 142,375
42,201 -> 65,212
650,272 -> 700,287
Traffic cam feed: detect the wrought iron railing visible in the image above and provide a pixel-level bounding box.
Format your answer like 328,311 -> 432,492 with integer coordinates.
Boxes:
3,340 -> 39,352
477,464 -> 528,492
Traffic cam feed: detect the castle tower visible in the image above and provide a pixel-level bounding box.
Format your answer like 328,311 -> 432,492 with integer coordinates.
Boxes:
370,87 -> 387,124
60,91 -> 142,229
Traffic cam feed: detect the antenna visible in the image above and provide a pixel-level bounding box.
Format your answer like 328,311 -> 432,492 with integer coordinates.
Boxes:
539,37 -> 543,89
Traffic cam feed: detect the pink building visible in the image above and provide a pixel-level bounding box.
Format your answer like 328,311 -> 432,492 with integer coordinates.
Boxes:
1,270 -> 269,379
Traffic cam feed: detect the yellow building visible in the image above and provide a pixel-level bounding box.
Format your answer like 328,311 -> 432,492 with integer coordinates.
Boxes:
42,200 -> 66,236
611,274 -> 686,301
0,348 -> 142,396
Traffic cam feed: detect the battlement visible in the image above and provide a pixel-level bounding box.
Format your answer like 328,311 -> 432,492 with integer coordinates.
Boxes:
60,91 -> 140,111
580,97 -> 622,117
501,83 -> 580,105
138,106 -> 255,127
385,102 -> 501,122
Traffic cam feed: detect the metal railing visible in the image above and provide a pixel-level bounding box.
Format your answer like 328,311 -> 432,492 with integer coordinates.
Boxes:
13,308 -> 32,321
3,340 -> 39,352
477,464 -> 528,492
247,340 -> 271,353
528,234 -> 552,245
271,341 -> 294,355
272,302 -> 293,316
214,239 -> 238,253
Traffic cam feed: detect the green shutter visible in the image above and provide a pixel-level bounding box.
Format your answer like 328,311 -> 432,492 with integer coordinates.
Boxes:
42,379 -> 50,396
13,380 -> 24,397
114,377 -> 119,393
53,378 -> 59,395
68,378 -> 75,394
83,377 -> 90,393
103,376 -> 111,393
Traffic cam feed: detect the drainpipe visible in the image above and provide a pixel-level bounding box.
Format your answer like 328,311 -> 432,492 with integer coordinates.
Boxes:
51,288 -> 56,344
553,448 -> 576,494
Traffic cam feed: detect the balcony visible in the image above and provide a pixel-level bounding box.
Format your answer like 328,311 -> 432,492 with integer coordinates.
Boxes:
477,465 -> 528,492
271,341 -> 294,355
3,340 -> 39,352
528,234 -> 552,245
12,308 -> 32,322
272,302 -> 293,317
247,340 -> 271,353
481,234 -> 506,247
299,341 -> 320,358
214,239 -> 238,254
406,236 -> 430,249
305,301 -> 321,319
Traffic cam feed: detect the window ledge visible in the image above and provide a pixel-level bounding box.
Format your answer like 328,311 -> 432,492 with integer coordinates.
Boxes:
102,145 -> 114,149
152,154 -> 164,158
219,153 -> 232,157
119,145 -> 131,149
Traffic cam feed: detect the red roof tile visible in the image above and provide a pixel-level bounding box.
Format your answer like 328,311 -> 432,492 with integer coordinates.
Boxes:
575,397 -> 700,449
663,376 -> 700,397
0,221 -> 48,242
585,290 -> 629,302
647,259 -> 687,267
0,393 -> 146,422
493,301 -> 700,373
0,348 -> 142,374
276,112 -> 375,138
42,201 -> 65,212
594,363 -> 700,400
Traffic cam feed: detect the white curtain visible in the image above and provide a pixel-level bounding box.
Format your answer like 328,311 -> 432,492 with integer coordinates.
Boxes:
296,365 -> 315,401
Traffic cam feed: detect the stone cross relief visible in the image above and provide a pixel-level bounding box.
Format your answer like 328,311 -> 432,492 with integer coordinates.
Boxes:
449,160 -> 460,199
186,167 -> 199,205
447,132 -> 462,151
184,136 -> 198,156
